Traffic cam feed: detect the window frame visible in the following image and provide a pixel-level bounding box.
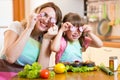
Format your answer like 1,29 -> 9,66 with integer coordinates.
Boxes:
13,0 -> 25,21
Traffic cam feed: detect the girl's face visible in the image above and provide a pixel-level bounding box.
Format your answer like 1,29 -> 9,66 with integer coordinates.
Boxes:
66,26 -> 83,41
36,7 -> 56,32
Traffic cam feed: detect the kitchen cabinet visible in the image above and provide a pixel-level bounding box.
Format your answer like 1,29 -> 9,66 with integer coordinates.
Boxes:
86,0 -> 120,48
82,47 -> 120,67
49,47 -> 120,67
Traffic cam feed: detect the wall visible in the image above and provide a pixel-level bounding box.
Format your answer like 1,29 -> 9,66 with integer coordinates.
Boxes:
0,27 -> 7,57
0,0 -> 13,26
0,0 -> 13,56
87,0 -> 120,37
24,0 -> 48,19
25,0 -> 84,18
49,0 -> 84,17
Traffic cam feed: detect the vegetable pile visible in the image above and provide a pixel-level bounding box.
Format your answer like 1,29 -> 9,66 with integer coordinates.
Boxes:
63,61 -> 97,73
65,65 -> 97,73
18,61 -> 97,79
18,62 -> 55,79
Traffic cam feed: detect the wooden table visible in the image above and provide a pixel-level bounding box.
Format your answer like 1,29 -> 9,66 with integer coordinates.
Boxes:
11,70 -> 120,80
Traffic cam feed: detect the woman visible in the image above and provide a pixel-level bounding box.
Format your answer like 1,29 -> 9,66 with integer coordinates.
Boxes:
0,2 -> 62,72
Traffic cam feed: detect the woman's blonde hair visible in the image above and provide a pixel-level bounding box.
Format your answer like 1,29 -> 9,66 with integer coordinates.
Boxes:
21,2 -> 62,29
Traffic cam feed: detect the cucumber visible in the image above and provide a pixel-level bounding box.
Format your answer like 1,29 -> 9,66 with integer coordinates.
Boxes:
99,64 -> 113,75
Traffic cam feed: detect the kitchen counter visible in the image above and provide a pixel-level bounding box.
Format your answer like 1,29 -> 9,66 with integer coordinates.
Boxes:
11,70 -> 120,80
98,35 -> 120,48
103,41 -> 120,48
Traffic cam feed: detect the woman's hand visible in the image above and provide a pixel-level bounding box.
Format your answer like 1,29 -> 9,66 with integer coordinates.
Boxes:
26,13 -> 39,30
43,24 -> 58,39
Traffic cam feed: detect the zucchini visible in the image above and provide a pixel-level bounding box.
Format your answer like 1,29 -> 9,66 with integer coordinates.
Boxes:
99,64 -> 113,75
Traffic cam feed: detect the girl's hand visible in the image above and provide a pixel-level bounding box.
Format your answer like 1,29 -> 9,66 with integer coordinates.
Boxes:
83,25 -> 92,34
43,25 -> 58,39
60,22 -> 73,32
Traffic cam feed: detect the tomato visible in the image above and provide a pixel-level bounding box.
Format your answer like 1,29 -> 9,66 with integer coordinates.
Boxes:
40,69 -> 50,79
54,63 -> 66,73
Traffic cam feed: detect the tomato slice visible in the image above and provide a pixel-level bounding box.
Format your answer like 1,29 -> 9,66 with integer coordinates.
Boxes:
40,69 -> 50,79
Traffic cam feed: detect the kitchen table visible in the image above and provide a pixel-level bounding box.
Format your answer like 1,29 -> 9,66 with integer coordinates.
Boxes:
11,70 -> 120,80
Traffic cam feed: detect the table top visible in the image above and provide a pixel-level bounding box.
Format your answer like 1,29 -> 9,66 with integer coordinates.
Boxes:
11,70 -> 120,80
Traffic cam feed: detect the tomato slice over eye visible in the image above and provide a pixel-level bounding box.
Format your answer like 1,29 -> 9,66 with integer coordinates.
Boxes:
40,69 -> 50,79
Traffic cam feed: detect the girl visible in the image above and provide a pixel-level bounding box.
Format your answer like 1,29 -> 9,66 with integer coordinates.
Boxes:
51,12 -> 103,64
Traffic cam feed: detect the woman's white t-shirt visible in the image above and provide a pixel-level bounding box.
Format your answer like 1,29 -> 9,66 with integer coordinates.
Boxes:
1,21 -> 40,66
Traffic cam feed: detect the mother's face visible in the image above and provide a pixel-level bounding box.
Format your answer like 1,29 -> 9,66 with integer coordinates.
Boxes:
35,7 -> 56,32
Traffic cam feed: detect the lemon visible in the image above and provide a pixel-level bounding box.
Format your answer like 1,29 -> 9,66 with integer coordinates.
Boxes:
54,63 -> 66,73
